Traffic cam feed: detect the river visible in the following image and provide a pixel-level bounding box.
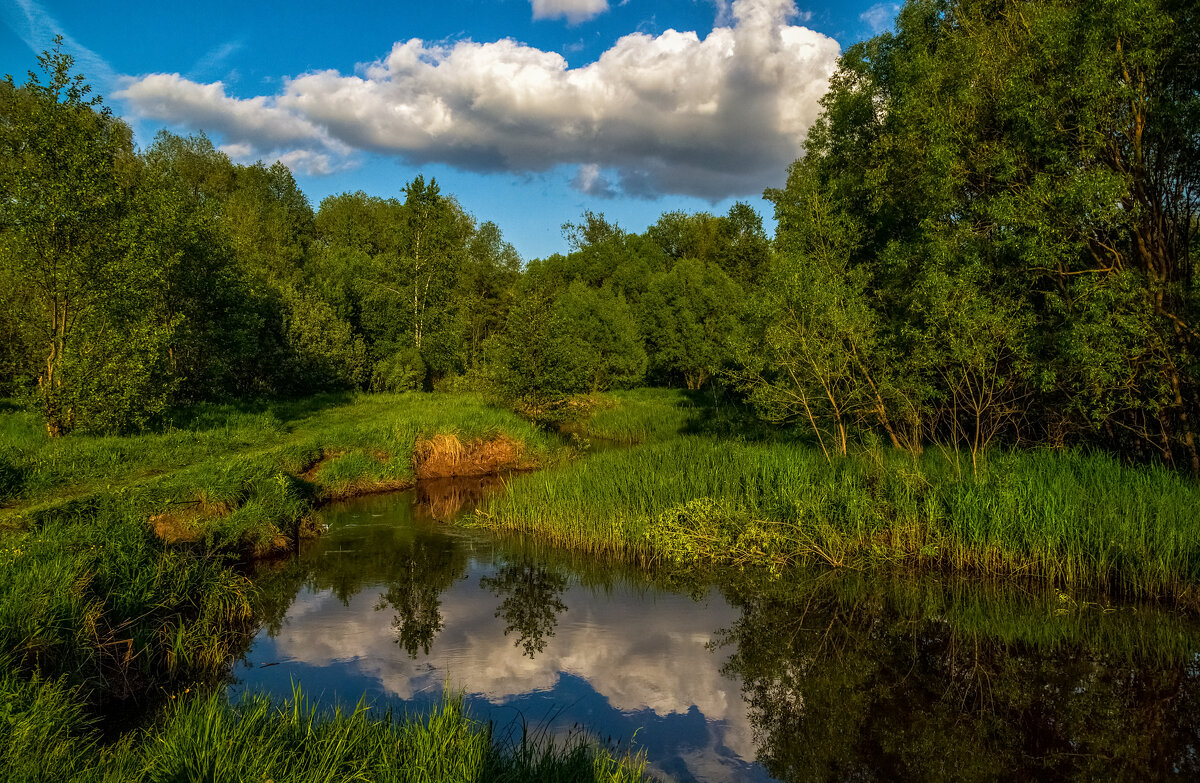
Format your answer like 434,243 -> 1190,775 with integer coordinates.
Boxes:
231,477 -> 1200,781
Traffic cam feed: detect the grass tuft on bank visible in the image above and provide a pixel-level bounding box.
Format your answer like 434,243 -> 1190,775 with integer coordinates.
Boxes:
0,678 -> 650,783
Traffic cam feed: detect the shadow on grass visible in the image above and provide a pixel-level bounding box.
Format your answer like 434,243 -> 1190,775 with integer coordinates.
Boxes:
676,386 -> 804,444
162,392 -> 356,433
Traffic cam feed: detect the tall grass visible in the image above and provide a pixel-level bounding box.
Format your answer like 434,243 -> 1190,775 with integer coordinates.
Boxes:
576,389 -> 699,444
0,680 -> 650,783
0,513 -> 254,701
475,436 -> 1200,598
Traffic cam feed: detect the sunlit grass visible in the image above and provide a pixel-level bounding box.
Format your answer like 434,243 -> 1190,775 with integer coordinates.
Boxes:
576,388 -> 699,444
0,392 -> 560,549
0,680 -> 650,783
475,436 -> 1200,599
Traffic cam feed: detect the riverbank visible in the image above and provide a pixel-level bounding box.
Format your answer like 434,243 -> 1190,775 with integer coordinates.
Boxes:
0,391 -> 562,688
475,390 -> 1200,603
3,387 -> 1198,780
0,392 -> 560,551
0,393 -> 655,782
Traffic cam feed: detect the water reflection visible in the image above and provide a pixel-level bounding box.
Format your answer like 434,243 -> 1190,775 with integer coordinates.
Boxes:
716,573 -> 1200,781
239,487 -> 760,783
414,474 -> 510,521
481,562 -> 569,658
240,483 -> 1200,783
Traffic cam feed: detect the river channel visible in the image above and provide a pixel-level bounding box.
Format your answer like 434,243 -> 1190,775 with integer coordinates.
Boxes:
232,477 -> 1200,781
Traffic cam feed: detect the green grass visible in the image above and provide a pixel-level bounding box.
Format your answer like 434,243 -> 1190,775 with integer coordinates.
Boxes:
574,387 -> 777,444
1,392 -> 561,551
474,436 -> 1200,599
0,679 -> 650,783
0,391 -> 572,770
0,512 -> 254,703
575,389 -> 700,444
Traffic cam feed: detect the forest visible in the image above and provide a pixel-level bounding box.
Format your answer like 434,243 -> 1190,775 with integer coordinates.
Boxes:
2,0 -> 1199,475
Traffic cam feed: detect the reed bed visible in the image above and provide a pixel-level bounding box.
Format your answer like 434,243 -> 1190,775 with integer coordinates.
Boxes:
475,437 -> 1200,599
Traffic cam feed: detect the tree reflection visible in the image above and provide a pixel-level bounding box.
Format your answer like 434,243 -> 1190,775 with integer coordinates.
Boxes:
716,576 -> 1200,781
481,561 -> 568,658
375,539 -> 466,657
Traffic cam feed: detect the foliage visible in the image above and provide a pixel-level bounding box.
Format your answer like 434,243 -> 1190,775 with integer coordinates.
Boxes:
640,258 -> 744,389
753,0 -> 1200,470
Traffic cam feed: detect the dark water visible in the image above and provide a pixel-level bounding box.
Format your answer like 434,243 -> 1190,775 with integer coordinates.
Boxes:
233,479 -> 1200,782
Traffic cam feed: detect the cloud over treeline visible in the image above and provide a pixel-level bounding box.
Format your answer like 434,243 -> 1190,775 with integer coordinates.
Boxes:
116,0 -> 840,199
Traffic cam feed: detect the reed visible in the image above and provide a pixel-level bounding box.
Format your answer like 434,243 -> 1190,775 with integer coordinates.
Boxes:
475,436 -> 1200,599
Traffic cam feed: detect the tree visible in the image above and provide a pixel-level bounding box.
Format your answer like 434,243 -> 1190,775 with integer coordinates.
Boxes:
758,0 -> 1199,469
488,280 -> 646,416
640,258 -> 744,390
0,40 -> 154,434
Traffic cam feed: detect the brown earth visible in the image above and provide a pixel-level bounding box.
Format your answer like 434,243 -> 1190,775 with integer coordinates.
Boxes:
412,433 -> 527,479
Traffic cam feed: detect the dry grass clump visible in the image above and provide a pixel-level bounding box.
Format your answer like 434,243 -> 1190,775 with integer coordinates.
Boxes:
413,433 -> 526,479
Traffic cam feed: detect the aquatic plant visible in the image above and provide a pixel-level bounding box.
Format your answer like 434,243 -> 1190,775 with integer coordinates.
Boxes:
476,436 -> 1200,599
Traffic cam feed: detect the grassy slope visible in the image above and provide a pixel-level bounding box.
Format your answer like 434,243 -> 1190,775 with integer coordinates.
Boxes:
0,392 -> 559,550
476,389 -> 1200,600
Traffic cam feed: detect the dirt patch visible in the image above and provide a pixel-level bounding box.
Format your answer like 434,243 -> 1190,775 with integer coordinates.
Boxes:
413,433 -> 526,480
149,501 -> 230,545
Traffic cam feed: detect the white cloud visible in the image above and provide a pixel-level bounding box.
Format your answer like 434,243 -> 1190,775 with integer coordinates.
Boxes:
859,2 -> 900,34
571,163 -> 618,198
532,0 -> 610,25
117,0 -> 840,199
115,73 -> 352,175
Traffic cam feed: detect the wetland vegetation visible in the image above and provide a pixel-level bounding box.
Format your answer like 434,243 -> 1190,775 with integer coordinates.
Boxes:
1,0 -> 1198,779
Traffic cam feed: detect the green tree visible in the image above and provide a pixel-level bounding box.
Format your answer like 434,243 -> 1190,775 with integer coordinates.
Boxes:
0,40 -> 167,434
761,0 -> 1199,469
640,258 -> 744,390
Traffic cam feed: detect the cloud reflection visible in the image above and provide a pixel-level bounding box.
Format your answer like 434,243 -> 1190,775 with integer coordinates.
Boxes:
251,567 -> 762,781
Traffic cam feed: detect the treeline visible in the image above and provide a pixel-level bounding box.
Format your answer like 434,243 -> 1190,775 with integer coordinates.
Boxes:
2,0 -> 1198,473
0,40 -> 768,434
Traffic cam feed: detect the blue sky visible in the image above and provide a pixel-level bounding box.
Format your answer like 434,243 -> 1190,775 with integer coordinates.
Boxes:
1,0 -> 898,260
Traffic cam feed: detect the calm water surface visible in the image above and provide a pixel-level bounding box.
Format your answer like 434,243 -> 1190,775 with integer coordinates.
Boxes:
233,478 -> 1200,782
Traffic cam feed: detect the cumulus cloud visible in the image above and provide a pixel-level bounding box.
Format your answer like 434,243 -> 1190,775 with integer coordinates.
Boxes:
859,2 -> 900,34
117,0 -> 840,199
532,0 -> 609,24
115,73 -> 352,175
